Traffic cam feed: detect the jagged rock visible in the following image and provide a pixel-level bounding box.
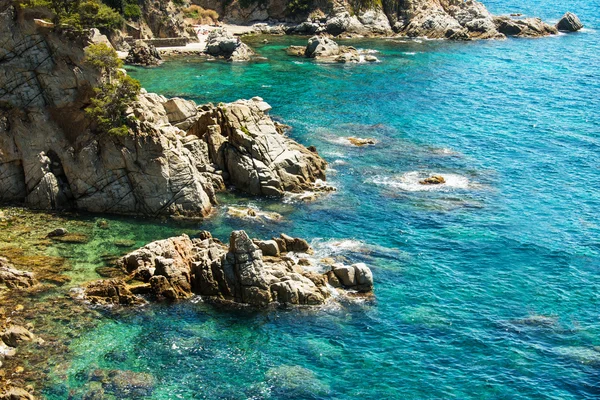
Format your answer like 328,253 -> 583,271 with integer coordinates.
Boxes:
391,0 -> 502,39
556,12 -> 583,32
84,280 -> 146,306
205,29 -> 254,61
0,257 -> 36,289
125,40 -> 162,66
306,36 -> 339,58
189,98 -> 328,196
278,233 -> 312,254
0,387 -> 35,400
85,230 -> 374,307
493,16 -> 557,37
1,325 -> 35,348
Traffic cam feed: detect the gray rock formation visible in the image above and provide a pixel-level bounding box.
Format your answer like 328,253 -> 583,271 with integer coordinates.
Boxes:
193,0 -> 566,41
0,8 -> 329,218
84,230 -> 374,307
493,16 -> 558,37
186,97 -> 330,196
306,36 -> 339,58
289,36 -> 378,64
556,12 -> 583,32
125,40 -> 162,66
205,29 -> 254,61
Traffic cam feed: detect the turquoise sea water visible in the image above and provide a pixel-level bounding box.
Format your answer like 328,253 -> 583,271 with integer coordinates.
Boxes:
45,1 -> 600,398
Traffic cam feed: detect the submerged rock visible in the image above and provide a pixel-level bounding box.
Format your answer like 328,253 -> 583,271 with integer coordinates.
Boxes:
419,175 -> 446,185
91,369 -> 155,398
83,230 -> 374,307
1,325 -> 35,348
556,12 -> 583,32
0,258 -> 37,289
0,387 -> 35,400
347,137 -> 377,147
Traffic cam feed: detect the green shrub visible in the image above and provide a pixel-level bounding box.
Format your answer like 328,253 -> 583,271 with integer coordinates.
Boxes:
182,5 -> 218,23
21,0 -> 123,30
84,44 -> 141,136
287,0 -> 313,15
123,3 -> 141,19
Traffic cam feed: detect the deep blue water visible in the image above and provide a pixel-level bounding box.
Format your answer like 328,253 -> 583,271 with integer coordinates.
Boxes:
47,1 -> 600,398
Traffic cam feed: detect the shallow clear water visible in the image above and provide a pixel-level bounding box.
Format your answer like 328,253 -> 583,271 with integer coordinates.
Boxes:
46,1 -> 600,398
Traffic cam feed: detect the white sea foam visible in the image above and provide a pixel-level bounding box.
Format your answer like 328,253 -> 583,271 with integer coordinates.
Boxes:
370,171 -> 471,192
403,52 -> 417,56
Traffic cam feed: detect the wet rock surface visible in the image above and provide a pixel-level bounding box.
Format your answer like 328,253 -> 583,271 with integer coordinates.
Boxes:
0,258 -> 36,289
83,230 -> 374,307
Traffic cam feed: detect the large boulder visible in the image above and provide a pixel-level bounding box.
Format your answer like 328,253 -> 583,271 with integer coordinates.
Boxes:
125,40 -> 162,66
306,36 -> 340,58
189,97 -> 329,197
205,29 -> 254,61
556,12 -> 583,32
493,16 -> 558,37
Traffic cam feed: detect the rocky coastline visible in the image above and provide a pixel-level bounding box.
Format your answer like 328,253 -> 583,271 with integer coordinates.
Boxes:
80,230 -> 374,307
0,0 -> 588,397
0,7 -> 331,219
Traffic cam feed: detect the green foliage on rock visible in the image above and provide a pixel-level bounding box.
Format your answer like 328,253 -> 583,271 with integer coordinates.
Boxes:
287,0 -> 313,15
123,3 -> 141,20
20,0 -> 124,31
83,44 -> 141,136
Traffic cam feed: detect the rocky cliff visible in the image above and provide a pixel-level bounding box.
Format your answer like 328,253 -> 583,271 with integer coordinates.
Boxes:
0,5 -> 329,218
196,0 -> 576,40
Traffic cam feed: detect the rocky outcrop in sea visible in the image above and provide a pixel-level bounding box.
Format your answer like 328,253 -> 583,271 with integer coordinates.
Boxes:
287,36 -> 379,63
205,29 -> 255,61
0,9 -> 329,218
82,230 -> 374,307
